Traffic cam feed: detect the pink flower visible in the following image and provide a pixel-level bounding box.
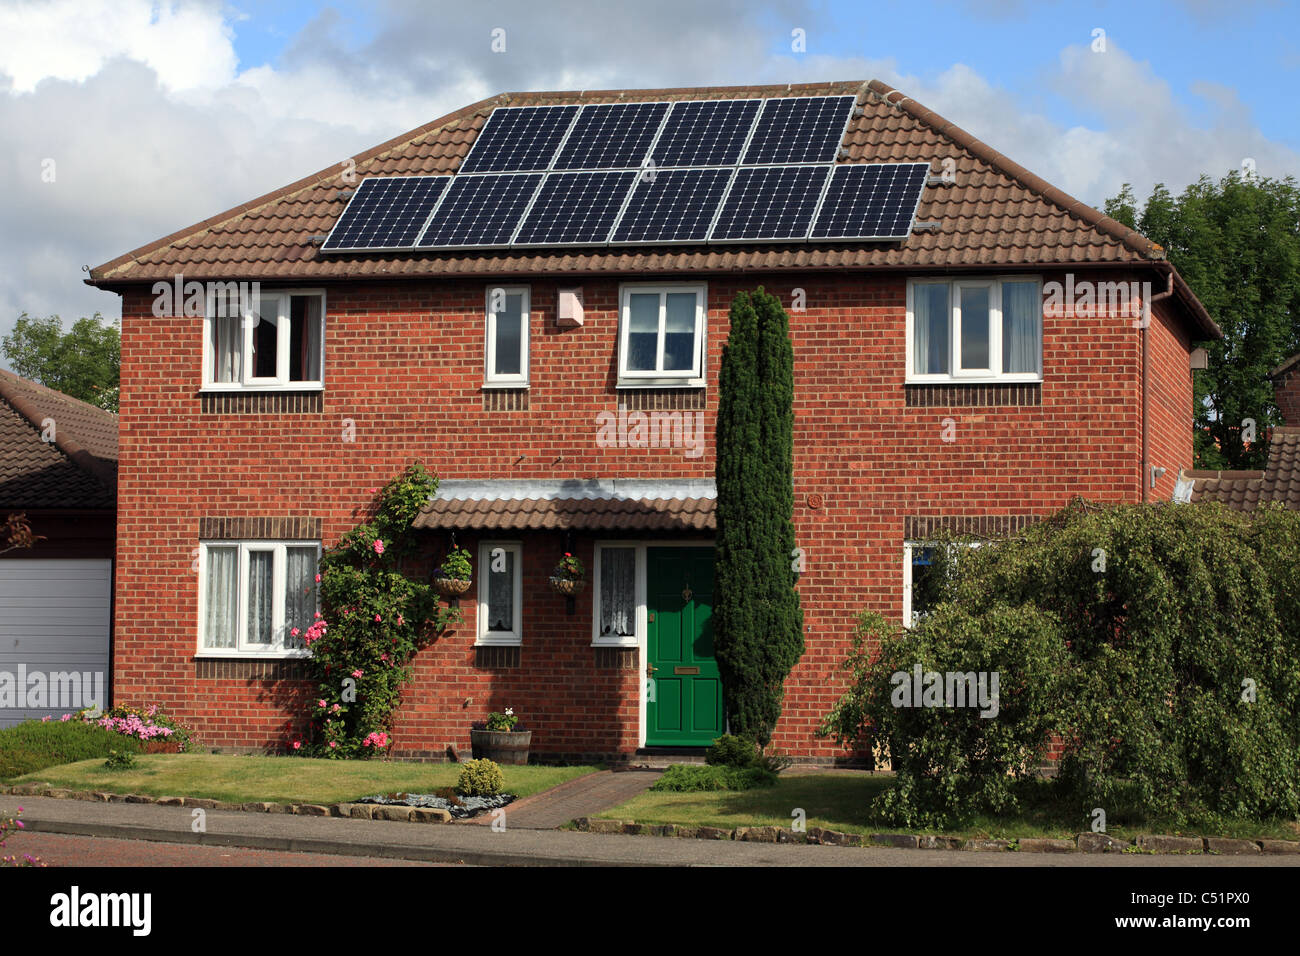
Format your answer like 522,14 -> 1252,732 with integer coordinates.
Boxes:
373,539 -> 385,555
351,669 -> 363,678
314,611 -> 322,618
15,820 -> 23,829
331,703 -> 341,713
369,487 -> 379,494
318,699 -> 327,708
375,614 -> 382,622
328,741 -> 337,749
41,715 -> 51,722
396,614 -> 404,627
290,627 -> 300,637
292,741 -> 301,750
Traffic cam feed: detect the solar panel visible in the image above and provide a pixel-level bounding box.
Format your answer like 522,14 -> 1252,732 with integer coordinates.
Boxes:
321,176 -> 450,251
416,173 -> 542,248
611,168 -> 735,243
458,105 -> 579,173
810,162 -> 930,240
552,102 -> 670,170
741,95 -> 856,165
709,165 -> 830,241
651,99 -> 761,168
514,170 -> 638,245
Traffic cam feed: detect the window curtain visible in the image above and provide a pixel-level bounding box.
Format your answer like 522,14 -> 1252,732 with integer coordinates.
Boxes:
487,551 -> 514,631
212,315 -> 241,383
1002,281 -> 1040,374
203,547 -> 237,648
290,296 -> 322,382
913,284 -> 949,374
284,547 -> 317,649
493,293 -> 523,377
246,550 -> 273,645
599,548 -> 635,638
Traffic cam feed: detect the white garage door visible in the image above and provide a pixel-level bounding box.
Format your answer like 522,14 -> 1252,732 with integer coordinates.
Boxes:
0,559 -> 111,727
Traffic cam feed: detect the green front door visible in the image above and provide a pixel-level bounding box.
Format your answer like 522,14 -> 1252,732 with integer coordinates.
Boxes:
646,546 -> 722,746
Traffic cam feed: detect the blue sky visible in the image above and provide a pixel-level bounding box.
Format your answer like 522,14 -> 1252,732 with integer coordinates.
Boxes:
0,0 -> 1296,338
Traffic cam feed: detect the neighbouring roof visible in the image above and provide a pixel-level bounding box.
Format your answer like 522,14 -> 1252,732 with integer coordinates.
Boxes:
1270,351 -> 1300,381
88,79 -> 1218,340
1176,427 -> 1300,511
413,479 -> 716,531
0,369 -> 118,510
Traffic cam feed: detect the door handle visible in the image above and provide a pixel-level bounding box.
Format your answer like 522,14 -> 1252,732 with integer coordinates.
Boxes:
647,664 -> 658,675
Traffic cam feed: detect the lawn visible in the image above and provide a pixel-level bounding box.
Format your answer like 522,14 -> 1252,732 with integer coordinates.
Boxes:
598,772 -> 1300,842
9,754 -> 599,806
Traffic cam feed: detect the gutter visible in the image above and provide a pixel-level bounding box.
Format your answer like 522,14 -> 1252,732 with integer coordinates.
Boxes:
1143,268 -> 1176,502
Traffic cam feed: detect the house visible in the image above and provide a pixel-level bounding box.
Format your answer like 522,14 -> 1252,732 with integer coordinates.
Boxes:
1173,351 -> 1300,510
0,369 -> 117,725
86,80 -> 1218,762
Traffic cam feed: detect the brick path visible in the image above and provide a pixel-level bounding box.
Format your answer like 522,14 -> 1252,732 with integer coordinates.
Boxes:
469,769 -> 660,829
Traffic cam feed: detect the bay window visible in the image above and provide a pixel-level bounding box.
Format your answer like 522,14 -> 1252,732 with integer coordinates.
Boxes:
907,277 -> 1041,382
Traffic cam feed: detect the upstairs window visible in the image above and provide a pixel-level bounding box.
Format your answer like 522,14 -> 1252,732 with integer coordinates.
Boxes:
484,286 -> 530,387
205,290 -> 324,389
907,278 -> 1041,382
618,283 -> 707,387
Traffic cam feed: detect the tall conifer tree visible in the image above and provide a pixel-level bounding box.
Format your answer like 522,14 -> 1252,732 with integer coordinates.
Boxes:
714,288 -> 803,748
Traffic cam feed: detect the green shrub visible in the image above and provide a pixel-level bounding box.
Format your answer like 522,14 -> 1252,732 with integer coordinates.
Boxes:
104,749 -> 136,771
456,759 -> 504,796
649,764 -> 777,792
819,500 -> 1300,828
0,719 -> 143,779
705,734 -> 758,768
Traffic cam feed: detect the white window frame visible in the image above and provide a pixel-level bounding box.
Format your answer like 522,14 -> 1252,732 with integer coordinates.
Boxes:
905,276 -> 1042,384
903,539 -> 983,627
591,542 -> 644,648
477,541 -> 523,646
617,282 -> 708,388
483,285 -> 530,388
202,288 -> 326,391
195,540 -> 320,658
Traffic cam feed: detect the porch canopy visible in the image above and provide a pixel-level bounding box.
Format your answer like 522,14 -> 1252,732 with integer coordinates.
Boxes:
412,478 -> 717,531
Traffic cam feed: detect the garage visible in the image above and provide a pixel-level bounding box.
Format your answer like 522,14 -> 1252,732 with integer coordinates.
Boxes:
0,559 -> 113,726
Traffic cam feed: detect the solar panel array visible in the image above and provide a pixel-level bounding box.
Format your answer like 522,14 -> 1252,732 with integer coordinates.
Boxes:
322,94 -> 930,252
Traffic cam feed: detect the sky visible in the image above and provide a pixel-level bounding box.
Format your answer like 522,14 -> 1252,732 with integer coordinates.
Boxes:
0,0 -> 1297,353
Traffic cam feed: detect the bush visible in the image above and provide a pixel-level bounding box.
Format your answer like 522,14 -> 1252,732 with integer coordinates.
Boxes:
705,734 -> 758,768
104,749 -> 136,771
819,500 -> 1300,827
0,720 -> 143,779
457,758 -> 504,796
649,764 -> 777,792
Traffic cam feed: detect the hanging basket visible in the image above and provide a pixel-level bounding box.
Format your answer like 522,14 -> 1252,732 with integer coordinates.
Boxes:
548,576 -> 586,596
433,576 -> 472,598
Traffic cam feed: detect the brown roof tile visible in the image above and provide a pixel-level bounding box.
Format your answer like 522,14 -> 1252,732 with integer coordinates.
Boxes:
1182,427 -> 1300,511
88,78 -> 1218,340
413,495 -> 715,532
0,370 -> 118,509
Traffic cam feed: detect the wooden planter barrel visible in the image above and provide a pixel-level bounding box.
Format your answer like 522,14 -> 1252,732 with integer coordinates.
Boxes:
469,729 -> 532,765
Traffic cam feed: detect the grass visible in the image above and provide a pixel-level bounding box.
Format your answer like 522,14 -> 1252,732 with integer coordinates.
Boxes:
599,772 -> 1300,842
0,720 -> 142,779
9,753 -> 600,806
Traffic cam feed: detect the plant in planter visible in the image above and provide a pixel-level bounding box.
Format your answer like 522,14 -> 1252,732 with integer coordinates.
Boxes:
549,552 -> 586,595
433,544 -> 473,599
469,708 -> 532,764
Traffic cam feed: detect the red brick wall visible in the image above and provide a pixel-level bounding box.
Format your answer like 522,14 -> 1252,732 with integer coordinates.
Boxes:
1275,365 -> 1300,427
110,270 -> 1196,761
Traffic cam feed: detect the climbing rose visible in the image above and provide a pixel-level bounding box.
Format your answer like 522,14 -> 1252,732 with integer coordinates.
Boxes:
292,741 -> 301,750
315,573 -> 321,583
375,613 -> 382,622
318,699 -> 327,709
352,669 -> 363,678
373,539 -> 385,555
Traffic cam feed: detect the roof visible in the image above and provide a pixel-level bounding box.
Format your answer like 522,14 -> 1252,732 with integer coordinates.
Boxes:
0,369 -> 118,510
412,479 -> 716,531
1270,351 -> 1300,380
88,79 -> 1218,340
1176,427 -> 1300,511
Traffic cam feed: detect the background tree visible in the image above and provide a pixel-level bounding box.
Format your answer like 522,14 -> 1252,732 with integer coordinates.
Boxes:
1105,173 -> 1300,469
1,313 -> 121,412
713,288 -> 803,749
